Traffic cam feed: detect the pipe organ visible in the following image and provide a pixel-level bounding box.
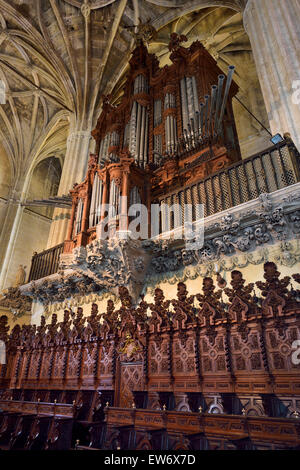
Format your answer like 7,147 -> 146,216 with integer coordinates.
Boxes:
89,173 -> 103,228
64,35 -> 242,251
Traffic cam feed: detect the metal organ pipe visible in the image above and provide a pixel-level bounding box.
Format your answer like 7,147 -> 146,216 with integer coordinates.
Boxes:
139,105 -> 146,165
195,111 -> 200,138
89,175 -> 97,227
165,116 -> 169,153
109,179 -> 120,218
129,101 -> 137,157
93,174 -> 99,225
204,95 -> 209,136
92,175 -> 103,226
154,100 -> 162,127
200,103 -> 204,136
180,78 -> 189,132
170,116 -> 174,153
209,85 -> 217,133
214,74 -> 225,134
186,77 -> 194,121
192,76 -> 199,114
173,116 -> 177,153
217,65 -> 235,133
143,111 -> 149,168
75,198 -> 83,235
136,103 -> 142,162
180,76 -> 199,137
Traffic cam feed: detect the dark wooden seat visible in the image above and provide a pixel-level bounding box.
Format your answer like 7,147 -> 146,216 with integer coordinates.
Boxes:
9,414 -> 36,450
26,416 -> 52,450
0,412 -> 21,447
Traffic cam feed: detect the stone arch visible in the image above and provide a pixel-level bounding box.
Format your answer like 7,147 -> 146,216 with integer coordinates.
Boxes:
26,156 -> 62,219
152,1 -> 242,30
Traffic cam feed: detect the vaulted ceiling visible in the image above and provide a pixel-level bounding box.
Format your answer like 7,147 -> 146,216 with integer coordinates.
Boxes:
0,0 -> 267,197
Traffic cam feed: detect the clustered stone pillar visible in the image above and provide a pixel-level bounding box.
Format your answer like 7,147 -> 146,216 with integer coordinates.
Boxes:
243,0 -> 300,150
47,126 -> 92,248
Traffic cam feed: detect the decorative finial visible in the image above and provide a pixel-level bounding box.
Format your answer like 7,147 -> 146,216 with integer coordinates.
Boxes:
38,398 -> 40,403
198,406 -> 203,414
168,32 -> 188,53
106,401 -> 109,408
242,408 -> 246,416
163,404 -> 167,411
293,410 -> 300,419
132,402 -> 136,409
54,399 -> 57,404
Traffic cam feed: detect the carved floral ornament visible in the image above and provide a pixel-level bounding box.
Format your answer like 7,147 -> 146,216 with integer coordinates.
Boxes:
0,287 -> 32,318
148,190 -> 300,281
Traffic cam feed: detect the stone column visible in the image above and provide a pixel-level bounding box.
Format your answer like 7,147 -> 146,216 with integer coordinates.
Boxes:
243,0 -> 300,150
0,183 -> 25,291
47,126 -> 92,248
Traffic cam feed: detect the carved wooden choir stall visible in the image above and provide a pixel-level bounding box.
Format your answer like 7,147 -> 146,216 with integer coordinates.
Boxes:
1,264 -> 300,450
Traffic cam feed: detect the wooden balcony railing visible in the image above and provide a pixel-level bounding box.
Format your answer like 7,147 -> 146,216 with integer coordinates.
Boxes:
158,139 -> 300,227
28,243 -> 64,282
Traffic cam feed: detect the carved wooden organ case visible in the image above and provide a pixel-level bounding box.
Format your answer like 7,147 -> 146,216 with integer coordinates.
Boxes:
65,37 -> 241,251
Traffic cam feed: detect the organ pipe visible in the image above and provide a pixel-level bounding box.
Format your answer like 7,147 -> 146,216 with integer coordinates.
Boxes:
154,100 -> 162,127
204,95 -> 209,136
89,174 -> 103,227
216,65 -> 235,133
214,74 -> 225,135
200,103 -> 204,136
139,106 -> 146,165
136,103 -> 142,162
180,76 -> 199,135
129,101 -> 137,156
170,116 -> 174,153
143,111 -> 149,168
180,78 -> 189,132
209,85 -> 217,133
129,101 -> 149,166
186,77 -> 194,121
192,76 -> 199,114
109,179 -> 120,218
75,198 -> 83,235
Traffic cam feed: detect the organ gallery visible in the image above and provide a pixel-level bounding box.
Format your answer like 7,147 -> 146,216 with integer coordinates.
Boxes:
0,0 -> 300,453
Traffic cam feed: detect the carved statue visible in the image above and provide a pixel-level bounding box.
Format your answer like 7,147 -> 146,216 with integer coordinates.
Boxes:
14,265 -> 26,287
